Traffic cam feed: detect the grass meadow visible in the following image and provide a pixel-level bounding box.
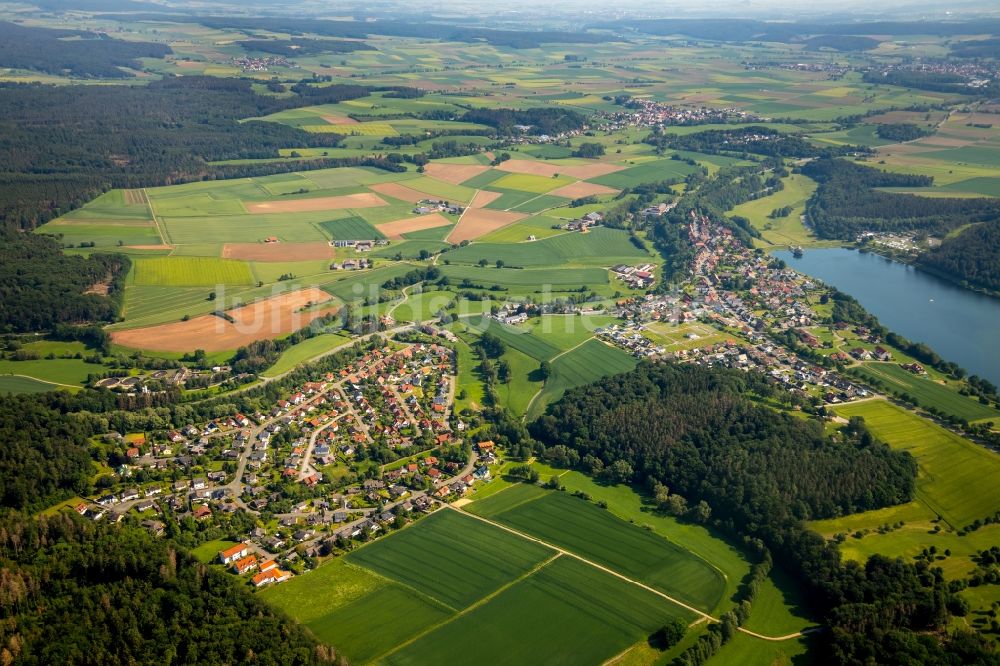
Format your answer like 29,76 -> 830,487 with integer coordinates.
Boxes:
833,400 -> 1000,529
851,363 -> 1000,423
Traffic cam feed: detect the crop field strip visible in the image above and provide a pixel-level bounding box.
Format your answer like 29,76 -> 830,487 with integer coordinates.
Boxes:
345,509 -> 553,610
833,400 -> 1000,529
131,256 -> 255,287
851,362 -> 1000,422
466,486 -> 726,612
327,503 -> 728,664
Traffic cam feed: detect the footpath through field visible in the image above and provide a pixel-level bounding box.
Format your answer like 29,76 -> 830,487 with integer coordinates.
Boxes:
450,504 -> 815,642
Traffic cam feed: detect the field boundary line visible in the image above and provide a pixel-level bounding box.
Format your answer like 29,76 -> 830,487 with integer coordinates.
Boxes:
468,486 -> 549,519
144,188 -> 172,245
444,189 -> 479,243
450,504 -> 810,642
521,335 -> 595,420
372,551 -> 563,662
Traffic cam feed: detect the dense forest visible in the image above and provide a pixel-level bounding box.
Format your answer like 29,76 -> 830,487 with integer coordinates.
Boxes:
646,126 -> 865,159
0,77 -> 421,230
951,37 -> 1000,59
0,21 -> 170,78
529,362 -> 996,663
0,231 -> 129,332
801,158 -> 1000,238
918,220 -> 1000,292
875,122 -> 932,141
460,107 -> 587,136
238,38 -> 375,56
862,69 -> 993,96
103,14 -> 606,49
0,512 -> 338,665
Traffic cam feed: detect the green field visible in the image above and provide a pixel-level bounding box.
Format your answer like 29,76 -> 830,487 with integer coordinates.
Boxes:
491,173 -> 575,194
468,485 -> 726,612
439,265 -> 609,290
0,358 -> 108,387
346,509 -> 553,610
189,539 -> 238,564
132,256 -> 255,287
461,316 -> 562,361
261,333 -> 351,377
529,339 -> 638,419
832,400 -> 1000,529
267,505 -> 703,664
319,215 -> 386,240
588,158 -> 699,189
384,555 -> 695,666
729,174 -> 819,247
308,584 -> 451,663
851,363 -> 1000,423
446,227 -> 650,267
0,375 -> 61,394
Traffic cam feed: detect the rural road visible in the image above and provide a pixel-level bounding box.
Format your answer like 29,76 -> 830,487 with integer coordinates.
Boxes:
450,503 -> 817,642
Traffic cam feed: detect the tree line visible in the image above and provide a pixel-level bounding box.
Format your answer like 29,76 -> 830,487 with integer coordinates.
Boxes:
801,158 -> 1000,239
646,126 -> 867,159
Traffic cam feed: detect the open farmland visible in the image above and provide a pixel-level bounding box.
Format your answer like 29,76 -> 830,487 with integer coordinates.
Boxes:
831,400 -> 1000,529
131,256 -> 254,287
467,485 -> 725,612
446,227 -> 650,267
222,242 -> 335,262
267,504 -> 703,665
423,162 -> 490,185
851,362 -> 1000,422
376,214 -> 452,240
439,265 -> 608,290
111,288 -> 337,352
384,555 -> 695,666
528,339 -> 638,418
346,509 -> 552,610
447,208 -> 527,243
245,193 -> 387,214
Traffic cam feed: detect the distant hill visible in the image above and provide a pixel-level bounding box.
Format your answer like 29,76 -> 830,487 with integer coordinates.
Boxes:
0,21 -> 170,78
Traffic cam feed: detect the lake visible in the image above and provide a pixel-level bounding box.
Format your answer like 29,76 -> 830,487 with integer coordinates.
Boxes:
774,247 -> 1000,387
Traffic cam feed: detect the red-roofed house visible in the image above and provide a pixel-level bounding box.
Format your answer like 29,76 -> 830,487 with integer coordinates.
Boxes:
219,543 -> 249,564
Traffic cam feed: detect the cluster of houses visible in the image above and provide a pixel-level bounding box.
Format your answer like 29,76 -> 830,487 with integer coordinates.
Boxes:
600,210 -> 874,403
597,323 -> 664,357
331,239 -> 389,252
68,336 -> 499,588
413,199 -> 463,216
562,211 -> 603,232
330,257 -> 372,271
488,304 -> 530,326
744,61 -> 850,78
219,543 -> 292,587
642,201 -> 678,219
867,62 -> 997,90
612,263 -> 656,289
599,99 -> 763,130
230,55 -> 290,72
